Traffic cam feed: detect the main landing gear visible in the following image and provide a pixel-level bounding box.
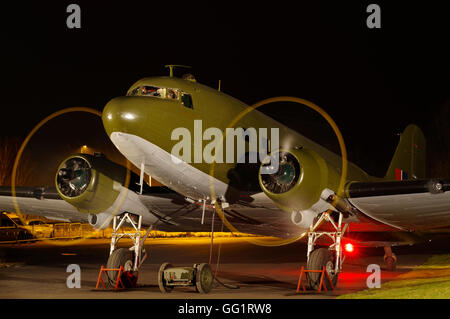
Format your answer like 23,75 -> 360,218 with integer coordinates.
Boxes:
306,210 -> 348,290
106,213 -> 151,288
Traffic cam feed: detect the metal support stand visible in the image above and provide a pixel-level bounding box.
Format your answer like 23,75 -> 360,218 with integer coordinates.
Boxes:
201,199 -> 207,225
307,211 -> 348,276
209,209 -> 216,265
110,213 -> 146,272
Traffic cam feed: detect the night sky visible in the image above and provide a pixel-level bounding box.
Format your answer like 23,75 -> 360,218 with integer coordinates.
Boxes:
0,1 -> 448,183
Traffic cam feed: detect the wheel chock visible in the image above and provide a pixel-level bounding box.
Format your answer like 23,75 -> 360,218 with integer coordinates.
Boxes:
296,266 -> 335,293
95,265 -> 126,291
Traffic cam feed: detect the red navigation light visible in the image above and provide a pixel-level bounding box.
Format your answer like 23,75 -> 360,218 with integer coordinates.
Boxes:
344,243 -> 354,253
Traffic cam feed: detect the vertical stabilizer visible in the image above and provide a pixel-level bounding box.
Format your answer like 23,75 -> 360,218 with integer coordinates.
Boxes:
385,124 -> 426,180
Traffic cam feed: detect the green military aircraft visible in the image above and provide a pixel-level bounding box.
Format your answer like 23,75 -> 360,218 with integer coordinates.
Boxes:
1,66 -> 449,290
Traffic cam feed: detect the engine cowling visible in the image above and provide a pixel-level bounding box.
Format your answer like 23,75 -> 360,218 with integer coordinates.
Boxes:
258,148 -> 339,212
55,153 -> 130,215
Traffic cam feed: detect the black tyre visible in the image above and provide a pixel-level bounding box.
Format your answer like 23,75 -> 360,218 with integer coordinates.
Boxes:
158,262 -> 173,293
195,263 -> 213,294
306,248 -> 338,290
106,248 -> 136,288
385,256 -> 396,271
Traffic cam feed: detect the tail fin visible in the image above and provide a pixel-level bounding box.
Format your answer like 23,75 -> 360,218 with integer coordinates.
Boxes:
385,124 -> 426,180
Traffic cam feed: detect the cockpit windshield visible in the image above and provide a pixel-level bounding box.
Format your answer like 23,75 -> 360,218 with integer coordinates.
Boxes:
127,85 -> 194,109
127,85 -> 179,99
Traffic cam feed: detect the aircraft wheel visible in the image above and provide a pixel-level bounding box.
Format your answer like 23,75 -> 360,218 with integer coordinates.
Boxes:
106,248 -> 136,288
195,263 -> 213,294
385,256 -> 397,271
306,248 -> 338,290
158,262 -> 174,293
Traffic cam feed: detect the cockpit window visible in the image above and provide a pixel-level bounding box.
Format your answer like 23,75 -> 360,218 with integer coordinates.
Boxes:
127,85 -> 194,109
130,85 -> 180,99
141,86 -> 161,97
129,86 -> 140,96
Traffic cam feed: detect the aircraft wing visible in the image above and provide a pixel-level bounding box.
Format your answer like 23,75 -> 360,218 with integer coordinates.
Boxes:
0,186 -> 193,225
3,178 -> 449,241
345,179 -> 450,231
0,187 -> 89,223
0,186 -> 295,237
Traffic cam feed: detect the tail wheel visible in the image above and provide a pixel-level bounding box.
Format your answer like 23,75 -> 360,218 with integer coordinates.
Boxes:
195,263 -> 213,294
306,248 -> 338,290
385,256 -> 397,271
106,248 -> 137,288
158,262 -> 173,293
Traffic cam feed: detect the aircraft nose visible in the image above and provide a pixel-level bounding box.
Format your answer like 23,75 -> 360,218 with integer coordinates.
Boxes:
102,97 -> 146,137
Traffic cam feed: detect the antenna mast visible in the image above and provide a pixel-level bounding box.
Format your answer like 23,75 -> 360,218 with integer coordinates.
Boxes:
165,65 -> 192,77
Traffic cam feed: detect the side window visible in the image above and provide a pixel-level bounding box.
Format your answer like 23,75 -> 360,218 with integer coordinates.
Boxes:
166,89 -> 180,100
181,93 -> 193,109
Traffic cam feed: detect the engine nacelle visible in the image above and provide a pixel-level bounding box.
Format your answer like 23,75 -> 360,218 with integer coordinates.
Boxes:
55,153 -> 130,215
258,148 -> 339,213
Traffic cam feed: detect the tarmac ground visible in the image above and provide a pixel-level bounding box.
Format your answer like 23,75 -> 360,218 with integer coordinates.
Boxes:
0,236 -> 447,299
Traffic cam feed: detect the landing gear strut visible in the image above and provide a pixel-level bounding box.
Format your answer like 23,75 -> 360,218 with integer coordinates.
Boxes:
306,210 -> 348,290
106,213 -> 151,287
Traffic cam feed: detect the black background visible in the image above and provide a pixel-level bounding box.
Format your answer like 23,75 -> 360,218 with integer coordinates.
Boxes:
0,299 -> 448,317
0,1 -> 448,179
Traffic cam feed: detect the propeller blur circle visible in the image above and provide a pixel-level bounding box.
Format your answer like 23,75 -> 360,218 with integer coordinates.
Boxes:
11,107 -> 132,246
208,96 -> 348,247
